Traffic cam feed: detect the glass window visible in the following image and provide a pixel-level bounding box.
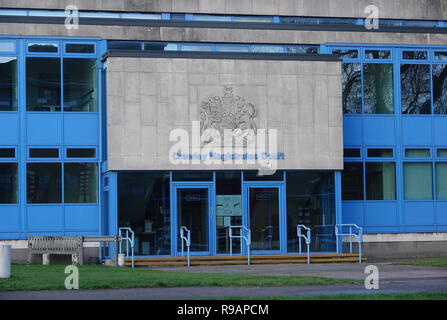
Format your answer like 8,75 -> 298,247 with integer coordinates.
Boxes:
181,44 -> 213,52
342,63 -> 362,114
363,63 -> 394,114
367,148 -> 393,158
27,163 -> 62,203
365,162 -> 396,200
108,41 -> 142,50
65,43 -> 95,54
342,162 -> 364,200
279,17 -> 318,25
432,64 -> 447,115
64,163 -> 98,203
401,20 -> 438,28
118,172 -> 171,255
344,148 -> 361,158
405,149 -> 430,158
29,148 -> 59,158
403,162 -> 433,200
436,163 -> 447,200
144,42 -> 177,51
379,19 -> 401,27
28,42 -> 58,53
0,41 -> 15,53
402,51 -> 428,60
332,49 -> 358,59
365,50 -> 391,59
0,148 -> 15,158
286,172 -> 336,252
66,148 -> 96,158
437,149 -> 447,157
0,163 -> 18,204
26,57 -> 61,112
251,45 -> 283,53
233,16 -> 272,23
192,14 -> 231,22
434,52 -> 447,61
63,59 -> 97,112
172,171 -> 213,181
244,170 -> 283,181
401,64 -> 431,114
0,57 -> 17,111
319,17 -> 357,25
285,46 -> 318,54
217,45 -> 249,53
216,171 -> 242,254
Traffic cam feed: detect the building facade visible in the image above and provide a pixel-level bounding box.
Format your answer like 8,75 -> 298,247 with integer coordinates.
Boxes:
1,0 -> 447,261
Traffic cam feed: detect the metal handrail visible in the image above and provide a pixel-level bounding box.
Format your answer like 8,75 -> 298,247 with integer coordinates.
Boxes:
180,226 -> 191,267
297,224 -> 311,264
118,227 -> 134,268
335,224 -> 363,264
229,225 -> 251,266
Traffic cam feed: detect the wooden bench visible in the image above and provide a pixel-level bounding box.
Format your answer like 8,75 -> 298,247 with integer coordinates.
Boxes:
28,236 -> 84,265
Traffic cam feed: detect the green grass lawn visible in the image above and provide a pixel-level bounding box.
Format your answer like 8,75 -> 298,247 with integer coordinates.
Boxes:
202,292 -> 447,300
0,264 -> 359,291
394,258 -> 447,267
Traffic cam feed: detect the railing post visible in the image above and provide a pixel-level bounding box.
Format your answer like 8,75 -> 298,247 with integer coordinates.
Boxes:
229,227 -> 233,256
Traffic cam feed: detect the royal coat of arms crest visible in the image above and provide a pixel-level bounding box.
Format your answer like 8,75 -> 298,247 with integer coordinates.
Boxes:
199,86 -> 257,145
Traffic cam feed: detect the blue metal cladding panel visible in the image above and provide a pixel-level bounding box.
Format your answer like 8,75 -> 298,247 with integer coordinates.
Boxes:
343,116 -> 362,146
365,201 -> 398,226
63,113 -> 99,145
0,206 -> 20,232
341,202 -> 364,227
363,116 -> 395,145
401,117 -> 432,146
64,205 -> 99,232
27,205 -> 63,232
433,117 -> 447,146
435,202 -> 447,225
26,113 -> 62,145
0,113 -> 19,145
403,202 -> 435,227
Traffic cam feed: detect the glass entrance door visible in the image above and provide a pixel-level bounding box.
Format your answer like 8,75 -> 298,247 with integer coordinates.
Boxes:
175,186 -> 212,254
248,187 -> 281,252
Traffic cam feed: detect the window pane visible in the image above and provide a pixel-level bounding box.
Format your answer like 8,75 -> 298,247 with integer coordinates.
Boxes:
332,49 -> 358,59
251,45 -> 283,53
436,163 -> 447,200
344,148 -> 361,158
27,163 -> 61,203
29,148 -> 59,158
434,52 -> 447,61
172,171 -> 213,181
342,63 -> 362,114
0,41 -> 15,52
365,50 -> 391,59
401,64 -> 431,114
108,41 -> 141,50
233,16 -> 272,23
403,163 -> 433,200
437,149 -> 447,157
402,51 -> 428,60
365,162 -> 396,200
0,163 -> 18,204
64,163 -> 98,203
217,45 -> 249,52
433,64 -> 447,115
285,46 -> 318,54
63,59 -> 97,112
0,57 -> 17,111
28,42 -> 58,53
342,162 -> 364,200
26,58 -> 61,111
181,44 -> 213,52
405,149 -> 430,158
244,170 -> 283,181
367,148 -> 393,158
280,17 -> 318,25
65,43 -> 95,54
363,63 -> 394,114
66,148 -> 96,158
118,172 -> 171,255
286,172 -> 336,253
0,148 -> 15,158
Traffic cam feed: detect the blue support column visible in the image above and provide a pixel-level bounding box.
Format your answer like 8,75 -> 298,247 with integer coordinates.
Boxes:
335,171 -> 343,253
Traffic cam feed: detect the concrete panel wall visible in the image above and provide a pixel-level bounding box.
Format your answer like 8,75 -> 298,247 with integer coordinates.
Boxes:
2,23 -> 447,46
106,57 -> 343,171
2,0 -> 447,20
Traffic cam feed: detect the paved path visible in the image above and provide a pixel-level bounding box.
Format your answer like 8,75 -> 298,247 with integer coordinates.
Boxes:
1,263 -> 447,300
